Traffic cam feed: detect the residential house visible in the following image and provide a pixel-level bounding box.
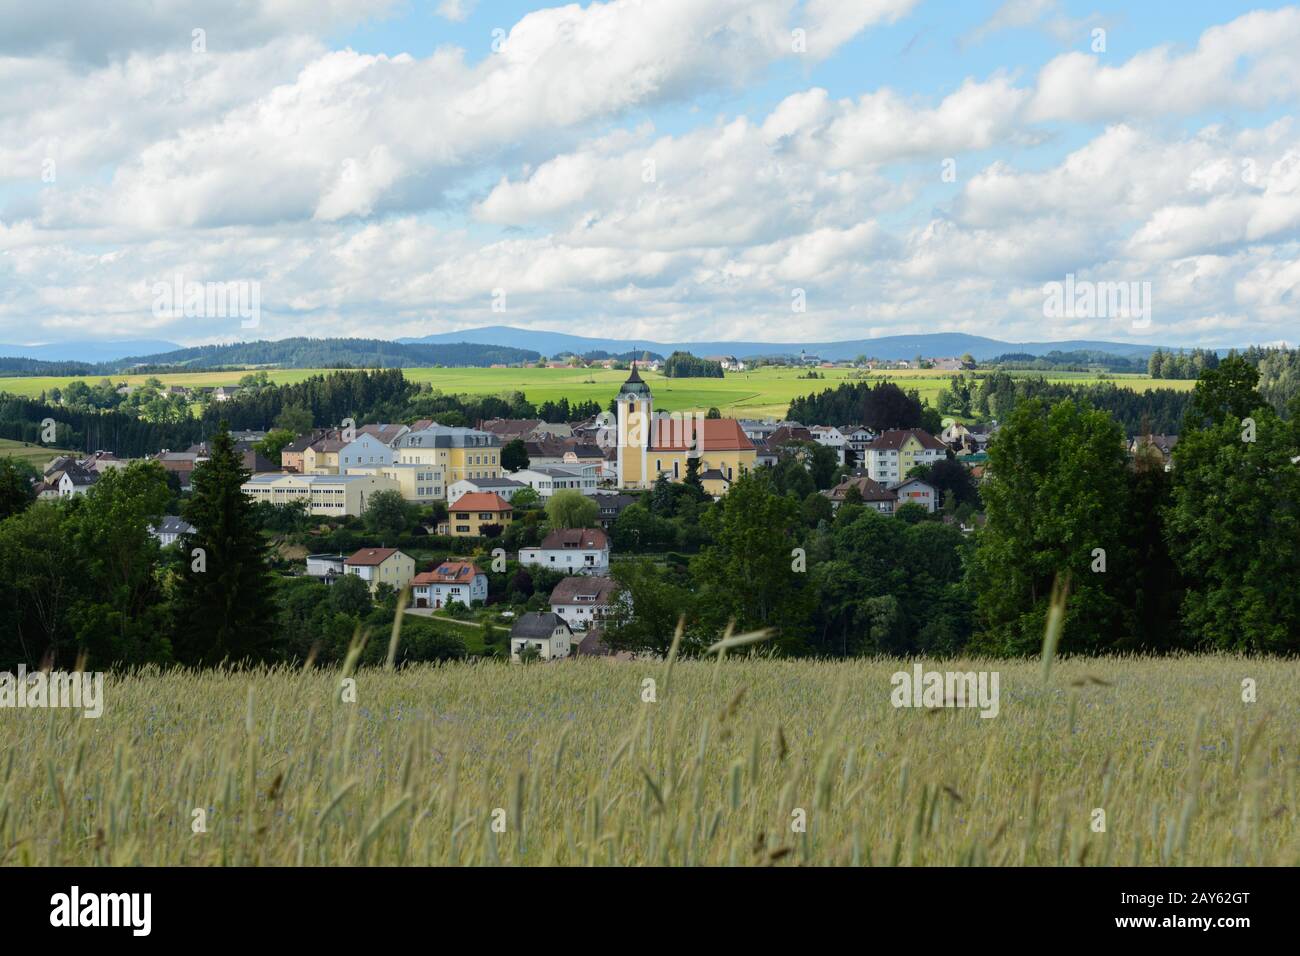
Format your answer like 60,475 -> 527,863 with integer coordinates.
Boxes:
509,612 -> 573,662
862,429 -> 947,484
303,437 -> 347,475
356,423 -> 410,447
512,464 -> 598,498
338,432 -> 396,470
594,493 -> 637,529
411,560 -> 488,609
281,430 -> 332,472
343,548 -> 416,594
824,475 -> 898,513
808,425 -> 848,464
448,476 -> 527,504
892,477 -> 938,513
442,491 -> 513,537
549,575 -> 621,630
841,426 -> 875,466
151,515 -> 195,547
212,386 -> 240,402
519,528 -> 610,575
306,553 -> 347,582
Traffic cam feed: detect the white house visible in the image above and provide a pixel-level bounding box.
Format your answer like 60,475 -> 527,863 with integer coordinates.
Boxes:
306,553 -> 347,581
809,425 -> 847,465
891,477 -> 938,513
151,515 -> 195,547
509,612 -> 573,662
411,561 -> 488,609
511,465 -> 598,499
519,528 -> 610,574
448,476 -> 527,504
548,575 -> 623,630
337,432 -> 395,470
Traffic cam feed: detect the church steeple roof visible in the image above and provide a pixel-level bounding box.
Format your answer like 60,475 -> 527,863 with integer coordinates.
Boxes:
620,361 -> 651,397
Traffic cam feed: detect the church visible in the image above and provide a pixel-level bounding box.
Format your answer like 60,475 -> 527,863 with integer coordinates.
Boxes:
614,364 -> 756,496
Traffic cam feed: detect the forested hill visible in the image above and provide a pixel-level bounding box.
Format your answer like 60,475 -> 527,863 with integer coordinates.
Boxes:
115,338 -> 540,369
0,338 -> 540,374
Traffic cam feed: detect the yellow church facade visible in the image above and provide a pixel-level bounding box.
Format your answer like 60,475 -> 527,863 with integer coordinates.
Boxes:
615,365 -> 756,492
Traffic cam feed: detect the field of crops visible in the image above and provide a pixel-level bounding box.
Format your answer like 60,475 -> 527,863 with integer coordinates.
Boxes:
2,653 -> 1293,866
0,366 -> 1196,420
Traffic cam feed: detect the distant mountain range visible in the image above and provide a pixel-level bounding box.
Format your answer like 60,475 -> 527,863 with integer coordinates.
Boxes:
0,326 -> 1198,368
400,325 -> 1166,361
0,339 -> 183,362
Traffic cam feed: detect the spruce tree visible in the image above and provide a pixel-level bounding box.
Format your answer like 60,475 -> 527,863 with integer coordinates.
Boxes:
174,422 -> 278,665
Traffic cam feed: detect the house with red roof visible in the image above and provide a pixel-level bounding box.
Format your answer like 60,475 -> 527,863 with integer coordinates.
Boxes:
411,560 -> 488,609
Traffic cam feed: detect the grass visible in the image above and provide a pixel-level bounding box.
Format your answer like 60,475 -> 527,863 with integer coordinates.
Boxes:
0,437 -> 74,468
1,653 -> 1294,865
0,367 -> 1196,420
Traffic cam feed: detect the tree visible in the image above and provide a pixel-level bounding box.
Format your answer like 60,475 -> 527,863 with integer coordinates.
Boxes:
255,428 -> 296,462
364,489 -> 419,539
0,503 -> 82,666
501,438 -> 529,472
330,573 -> 373,618
692,471 -> 813,652
545,489 -> 599,529
172,422 -> 278,665
1164,377 -> 1300,652
969,399 -> 1133,655
1183,355 -> 1260,430
605,558 -> 695,655
274,404 -> 315,435
0,457 -> 38,520
510,487 -> 541,509
70,461 -> 175,665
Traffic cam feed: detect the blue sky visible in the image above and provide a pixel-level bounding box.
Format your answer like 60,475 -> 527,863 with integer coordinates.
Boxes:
1,0 -> 1298,350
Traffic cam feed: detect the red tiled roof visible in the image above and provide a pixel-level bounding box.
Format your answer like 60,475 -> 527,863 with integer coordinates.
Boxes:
412,561 -> 484,585
649,417 -> 754,452
450,492 -> 512,512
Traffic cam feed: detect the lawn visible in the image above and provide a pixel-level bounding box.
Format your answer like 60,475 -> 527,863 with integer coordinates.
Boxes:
0,437 -> 75,469
0,653 -> 1293,865
0,366 -> 1196,421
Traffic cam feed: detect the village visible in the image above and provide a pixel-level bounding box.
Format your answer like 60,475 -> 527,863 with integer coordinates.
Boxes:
25,363 -> 1187,664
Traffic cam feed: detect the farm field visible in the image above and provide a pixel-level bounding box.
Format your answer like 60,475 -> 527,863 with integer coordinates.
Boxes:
1,654 -> 1294,866
0,366 -> 1196,420
0,437 -> 76,467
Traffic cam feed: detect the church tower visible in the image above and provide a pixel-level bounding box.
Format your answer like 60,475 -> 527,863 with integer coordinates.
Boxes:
616,363 -> 653,488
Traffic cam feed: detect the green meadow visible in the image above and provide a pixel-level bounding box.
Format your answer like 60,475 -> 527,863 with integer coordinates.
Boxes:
0,654 -> 1293,866
0,366 -> 1195,420
0,437 -> 77,467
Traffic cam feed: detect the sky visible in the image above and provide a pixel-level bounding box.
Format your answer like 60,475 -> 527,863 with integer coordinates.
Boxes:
1,0 -> 1298,350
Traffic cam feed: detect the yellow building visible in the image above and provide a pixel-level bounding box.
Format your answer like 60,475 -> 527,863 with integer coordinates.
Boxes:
862,429 -> 947,484
345,463 -> 445,503
440,492 -> 513,537
240,472 -> 399,517
396,425 -> 501,488
303,438 -> 345,475
615,365 -> 756,491
343,547 -> 416,594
